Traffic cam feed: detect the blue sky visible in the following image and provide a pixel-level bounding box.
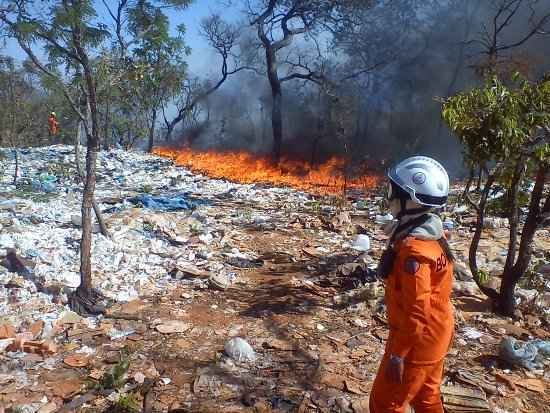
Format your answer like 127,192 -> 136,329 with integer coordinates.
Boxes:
1,0 -> 242,73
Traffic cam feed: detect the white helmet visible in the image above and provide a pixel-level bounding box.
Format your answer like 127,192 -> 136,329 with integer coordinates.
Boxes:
388,156 -> 449,207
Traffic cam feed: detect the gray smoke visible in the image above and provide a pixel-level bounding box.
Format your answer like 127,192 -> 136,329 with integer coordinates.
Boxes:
172,0 -> 550,177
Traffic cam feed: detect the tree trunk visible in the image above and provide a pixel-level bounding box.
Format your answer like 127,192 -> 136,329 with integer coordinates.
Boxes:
75,120 -> 110,239
476,166 -> 484,191
468,172 -> 500,300
71,21 -> 105,313
498,163 -> 549,316
104,93 -> 111,149
272,91 -> 283,163
148,109 -> 157,153
504,159 -> 525,274
266,48 -> 283,164
13,149 -> 18,186
461,167 -> 475,201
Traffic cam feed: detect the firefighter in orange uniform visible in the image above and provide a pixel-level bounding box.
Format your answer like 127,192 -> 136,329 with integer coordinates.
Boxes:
370,156 -> 454,413
48,112 -> 59,137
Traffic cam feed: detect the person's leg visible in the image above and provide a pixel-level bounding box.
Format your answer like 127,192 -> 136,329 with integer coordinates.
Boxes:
409,360 -> 445,413
370,355 -> 430,413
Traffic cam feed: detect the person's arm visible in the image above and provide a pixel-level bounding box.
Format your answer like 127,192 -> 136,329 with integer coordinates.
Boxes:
388,244 -> 432,360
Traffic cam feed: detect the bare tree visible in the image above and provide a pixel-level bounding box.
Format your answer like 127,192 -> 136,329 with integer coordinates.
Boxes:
246,0 -> 334,163
162,15 -> 250,142
468,0 -> 550,76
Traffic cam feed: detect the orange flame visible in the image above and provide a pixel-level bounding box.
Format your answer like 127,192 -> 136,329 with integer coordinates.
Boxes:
154,147 -> 380,195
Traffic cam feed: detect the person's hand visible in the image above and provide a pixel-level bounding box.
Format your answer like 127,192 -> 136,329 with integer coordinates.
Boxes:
386,355 -> 404,384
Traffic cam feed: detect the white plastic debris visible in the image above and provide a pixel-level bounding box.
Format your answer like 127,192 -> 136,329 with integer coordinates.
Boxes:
108,328 -> 136,340
443,219 -> 455,230
484,217 -> 508,229
462,327 -> 484,340
224,337 -> 256,362
0,338 -> 15,352
375,213 -> 394,224
352,234 -> 371,252
134,372 -> 146,384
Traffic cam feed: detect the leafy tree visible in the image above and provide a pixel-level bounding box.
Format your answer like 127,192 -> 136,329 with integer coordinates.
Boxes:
442,74 -> 550,316
93,0 -> 191,150
120,0 -> 189,151
1,0 -> 113,314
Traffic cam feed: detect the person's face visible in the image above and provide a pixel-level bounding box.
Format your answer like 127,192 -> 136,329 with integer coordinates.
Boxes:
385,182 -> 400,217
389,198 -> 401,217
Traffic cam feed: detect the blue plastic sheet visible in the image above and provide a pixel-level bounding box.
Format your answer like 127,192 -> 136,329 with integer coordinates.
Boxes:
499,337 -> 550,370
128,194 -> 202,211
31,173 -> 58,193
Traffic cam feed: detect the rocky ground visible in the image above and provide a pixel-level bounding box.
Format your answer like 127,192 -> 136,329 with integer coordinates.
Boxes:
0,146 -> 549,413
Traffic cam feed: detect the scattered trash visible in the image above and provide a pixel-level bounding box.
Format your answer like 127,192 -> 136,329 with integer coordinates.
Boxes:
0,146 -> 548,412
515,378 -> 546,394
224,337 -> 256,362
64,354 -> 89,368
375,214 -> 393,224
462,327 -> 484,340
0,323 -> 16,339
440,385 -> 491,412
484,217 -> 508,229
155,320 -> 191,334
108,328 -> 137,340
133,372 -> 146,384
7,338 -> 57,355
209,272 -> 236,290
352,234 -> 371,252
499,337 -> 550,370
56,311 -> 82,325
128,194 -> 202,211
443,219 -> 455,230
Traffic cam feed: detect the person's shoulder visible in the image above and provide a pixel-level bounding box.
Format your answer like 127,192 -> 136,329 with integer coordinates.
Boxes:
397,237 -> 440,262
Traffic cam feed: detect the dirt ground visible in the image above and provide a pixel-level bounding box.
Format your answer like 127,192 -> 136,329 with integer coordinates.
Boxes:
1,149 -> 549,413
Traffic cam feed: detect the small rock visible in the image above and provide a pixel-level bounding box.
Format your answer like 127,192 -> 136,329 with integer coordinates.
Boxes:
224,337 -> 256,362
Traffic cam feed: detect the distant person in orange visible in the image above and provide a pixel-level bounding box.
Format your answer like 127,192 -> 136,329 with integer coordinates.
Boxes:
371,156 -> 454,413
48,112 -> 59,137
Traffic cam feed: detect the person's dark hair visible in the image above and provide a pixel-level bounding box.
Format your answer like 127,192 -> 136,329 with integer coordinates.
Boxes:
390,180 -> 411,201
437,238 -> 455,263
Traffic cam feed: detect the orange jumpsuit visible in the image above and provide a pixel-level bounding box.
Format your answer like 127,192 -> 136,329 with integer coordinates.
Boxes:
48,115 -> 59,136
370,236 -> 454,413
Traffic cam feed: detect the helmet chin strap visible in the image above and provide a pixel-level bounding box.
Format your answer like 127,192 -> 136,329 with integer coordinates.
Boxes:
395,198 -> 431,220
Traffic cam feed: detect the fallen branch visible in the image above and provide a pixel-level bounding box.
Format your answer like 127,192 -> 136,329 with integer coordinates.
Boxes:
141,378 -> 157,413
